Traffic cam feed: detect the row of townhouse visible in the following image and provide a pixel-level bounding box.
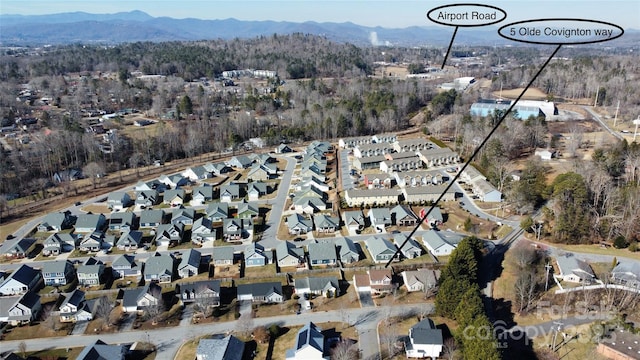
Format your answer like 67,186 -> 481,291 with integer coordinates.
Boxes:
459,165 -> 503,202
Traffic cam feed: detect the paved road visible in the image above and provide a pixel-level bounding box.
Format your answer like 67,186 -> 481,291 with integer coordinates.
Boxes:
583,106 -> 624,141
1,303 -> 428,360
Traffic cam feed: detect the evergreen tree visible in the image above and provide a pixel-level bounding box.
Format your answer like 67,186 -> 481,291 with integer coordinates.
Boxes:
454,284 -> 484,328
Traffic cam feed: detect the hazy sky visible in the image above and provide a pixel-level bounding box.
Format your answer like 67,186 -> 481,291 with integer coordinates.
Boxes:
2,0 -> 638,29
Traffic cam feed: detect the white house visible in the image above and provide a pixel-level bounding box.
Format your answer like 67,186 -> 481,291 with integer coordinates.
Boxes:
405,318 -> 443,359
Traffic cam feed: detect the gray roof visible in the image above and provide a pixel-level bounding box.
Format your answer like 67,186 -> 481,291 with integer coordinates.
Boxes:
295,277 -> 339,293
76,339 -> 125,360
60,289 -> 85,308
343,210 -> 365,226
313,214 -> 339,229
120,282 -> 161,309
171,207 -> 195,221
179,249 -> 202,269
176,280 -> 221,296
391,205 -> 417,221
164,188 -> 186,201
393,234 -> 422,256
369,208 -> 392,224
75,214 -> 106,230
112,254 -> 138,268
139,209 -> 164,224
365,237 -> 396,257
42,260 -> 73,275
192,185 -> 214,199
307,242 -> 337,263
220,183 -> 240,198
2,264 -> 39,286
196,335 -> 245,360
206,202 -> 229,219
421,230 -> 455,250
275,241 -> 305,262
556,253 -> 595,278
335,237 -> 359,259
109,212 -> 135,226
410,318 -> 443,345
116,231 -> 143,247
213,246 -> 234,261
287,214 -> 313,230
0,237 -> 35,255
237,282 -> 283,298
144,252 -> 175,277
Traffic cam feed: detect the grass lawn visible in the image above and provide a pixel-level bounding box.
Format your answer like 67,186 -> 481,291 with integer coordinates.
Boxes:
24,347 -> 84,360
243,264 -> 277,279
544,241 -> 640,261
531,323 -> 607,360
3,321 -> 74,341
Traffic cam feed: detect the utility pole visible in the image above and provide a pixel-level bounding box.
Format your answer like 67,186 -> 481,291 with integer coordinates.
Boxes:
594,87 -> 599,107
545,262 -> 552,291
551,321 -> 564,352
613,100 -> 620,127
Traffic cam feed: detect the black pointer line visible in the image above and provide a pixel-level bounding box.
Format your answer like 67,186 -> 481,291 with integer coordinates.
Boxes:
441,26 -> 459,69
386,44 -> 563,268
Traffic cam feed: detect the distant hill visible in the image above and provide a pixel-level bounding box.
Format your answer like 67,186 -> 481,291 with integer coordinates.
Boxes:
1,10 -> 638,48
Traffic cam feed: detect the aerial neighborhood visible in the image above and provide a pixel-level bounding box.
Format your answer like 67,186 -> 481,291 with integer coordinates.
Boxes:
1,6 -> 639,360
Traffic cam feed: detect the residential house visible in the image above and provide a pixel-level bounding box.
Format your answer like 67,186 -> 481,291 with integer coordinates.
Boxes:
293,197 -> 327,214
287,214 -> 313,235
368,208 -> 392,230
139,209 -> 165,228
43,233 -> 77,256
247,163 -> 278,181
178,249 -> 202,278
222,218 -> 253,242
402,185 -> 456,204
422,230 -> 457,256
134,180 -> 167,194
307,242 -> 337,266
155,223 -> 185,247
555,253 -> 596,284
393,234 -> 423,259
227,155 -> 254,169
158,174 -> 188,188
250,153 -> 275,165
393,138 -> 433,153
364,237 -> 399,264
237,282 -> 284,303
163,188 -> 186,207
352,155 -> 387,171
190,185 -> 215,206
405,318 -> 443,359
354,268 -> 396,295
276,144 -> 293,153
363,173 -> 394,189
206,162 -> 232,176
344,188 -> 400,207
176,280 -> 221,307
144,252 -> 176,283
534,148 -> 557,161
191,217 -> 216,245
237,201 -> 259,219
107,192 -> 132,211
470,178 -> 502,203
206,202 -> 229,222
420,206 -> 443,228
38,211 -> 76,232
79,231 -> 104,252
0,264 -> 42,295
380,157 -> 423,173
611,262 -> 640,288
135,189 -> 159,208
171,207 -> 195,225
335,237 -> 360,264
109,212 -> 136,231
339,135 -> 373,149
343,210 -> 366,233
220,183 -> 241,203
76,340 -> 126,360
0,291 -> 41,326
244,243 -> 269,267
213,246 -> 235,266
296,176 -> 329,193
196,335 -> 245,360
75,213 -> 107,234
295,277 -> 340,298
116,230 -> 143,251
417,147 -> 460,167
460,165 -> 484,184
354,142 -> 393,158
294,185 -> 325,200
313,214 -> 340,233
58,289 -> 93,323
247,181 -> 268,201
120,283 -> 162,314
391,205 -> 419,227
42,260 -> 75,286
182,166 -> 212,182
401,269 -> 440,293
0,237 -> 35,259
285,322 -> 329,360
275,241 -> 306,268
111,254 -> 141,280
77,257 -> 105,286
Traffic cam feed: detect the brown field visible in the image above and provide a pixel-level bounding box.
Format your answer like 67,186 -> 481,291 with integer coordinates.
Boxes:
492,87 -> 549,100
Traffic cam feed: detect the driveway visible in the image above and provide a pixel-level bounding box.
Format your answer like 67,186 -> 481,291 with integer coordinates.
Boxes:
238,300 -> 252,316
180,304 -> 193,326
71,320 -> 89,335
357,292 -> 375,307
119,312 -> 136,331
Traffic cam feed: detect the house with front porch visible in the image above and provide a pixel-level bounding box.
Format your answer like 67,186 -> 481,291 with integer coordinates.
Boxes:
42,260 -> 75,286
313,214 -> 340,233
220,183 -> 241,203
139,209 -> 164,228
43,233 -> 77,256
206,202 -> 229,222
244,243 -> 269,268
190,185 -> 215,206
107,192 -> 132,211
155,223 -> 185,247
275,241 -> 306,268
109,212 -> 136,232
135,189 -> 159,208
295,277 -> 340,298
111,254 -> 141,280
343,210 -> 366,233
0,237 -> 36,259
163,188 -> 186,207
393,234 -> 423,259
77,257 -> 106,286
222,218 -> 253,242
191,217 -> 216,245
287,214 -> 313,235
79,231 -> 104,252
176,280 -> 221,307
364,237 -> 399,264
178,249 -> 202,278
116,230 -> 143,251
171,207 -> 195,225
120,283 -> 162,314
307,242 -> 337,266
335,237 -> 360,264
58,289 -> 93,323
0,291 -> 41,326
144,252 -> 176,283
0,264 -> 42,295
237,282 -> 284,304
391,205 -> 419,227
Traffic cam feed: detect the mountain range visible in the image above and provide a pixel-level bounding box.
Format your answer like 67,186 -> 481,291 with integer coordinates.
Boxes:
1,10 -> 637,48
